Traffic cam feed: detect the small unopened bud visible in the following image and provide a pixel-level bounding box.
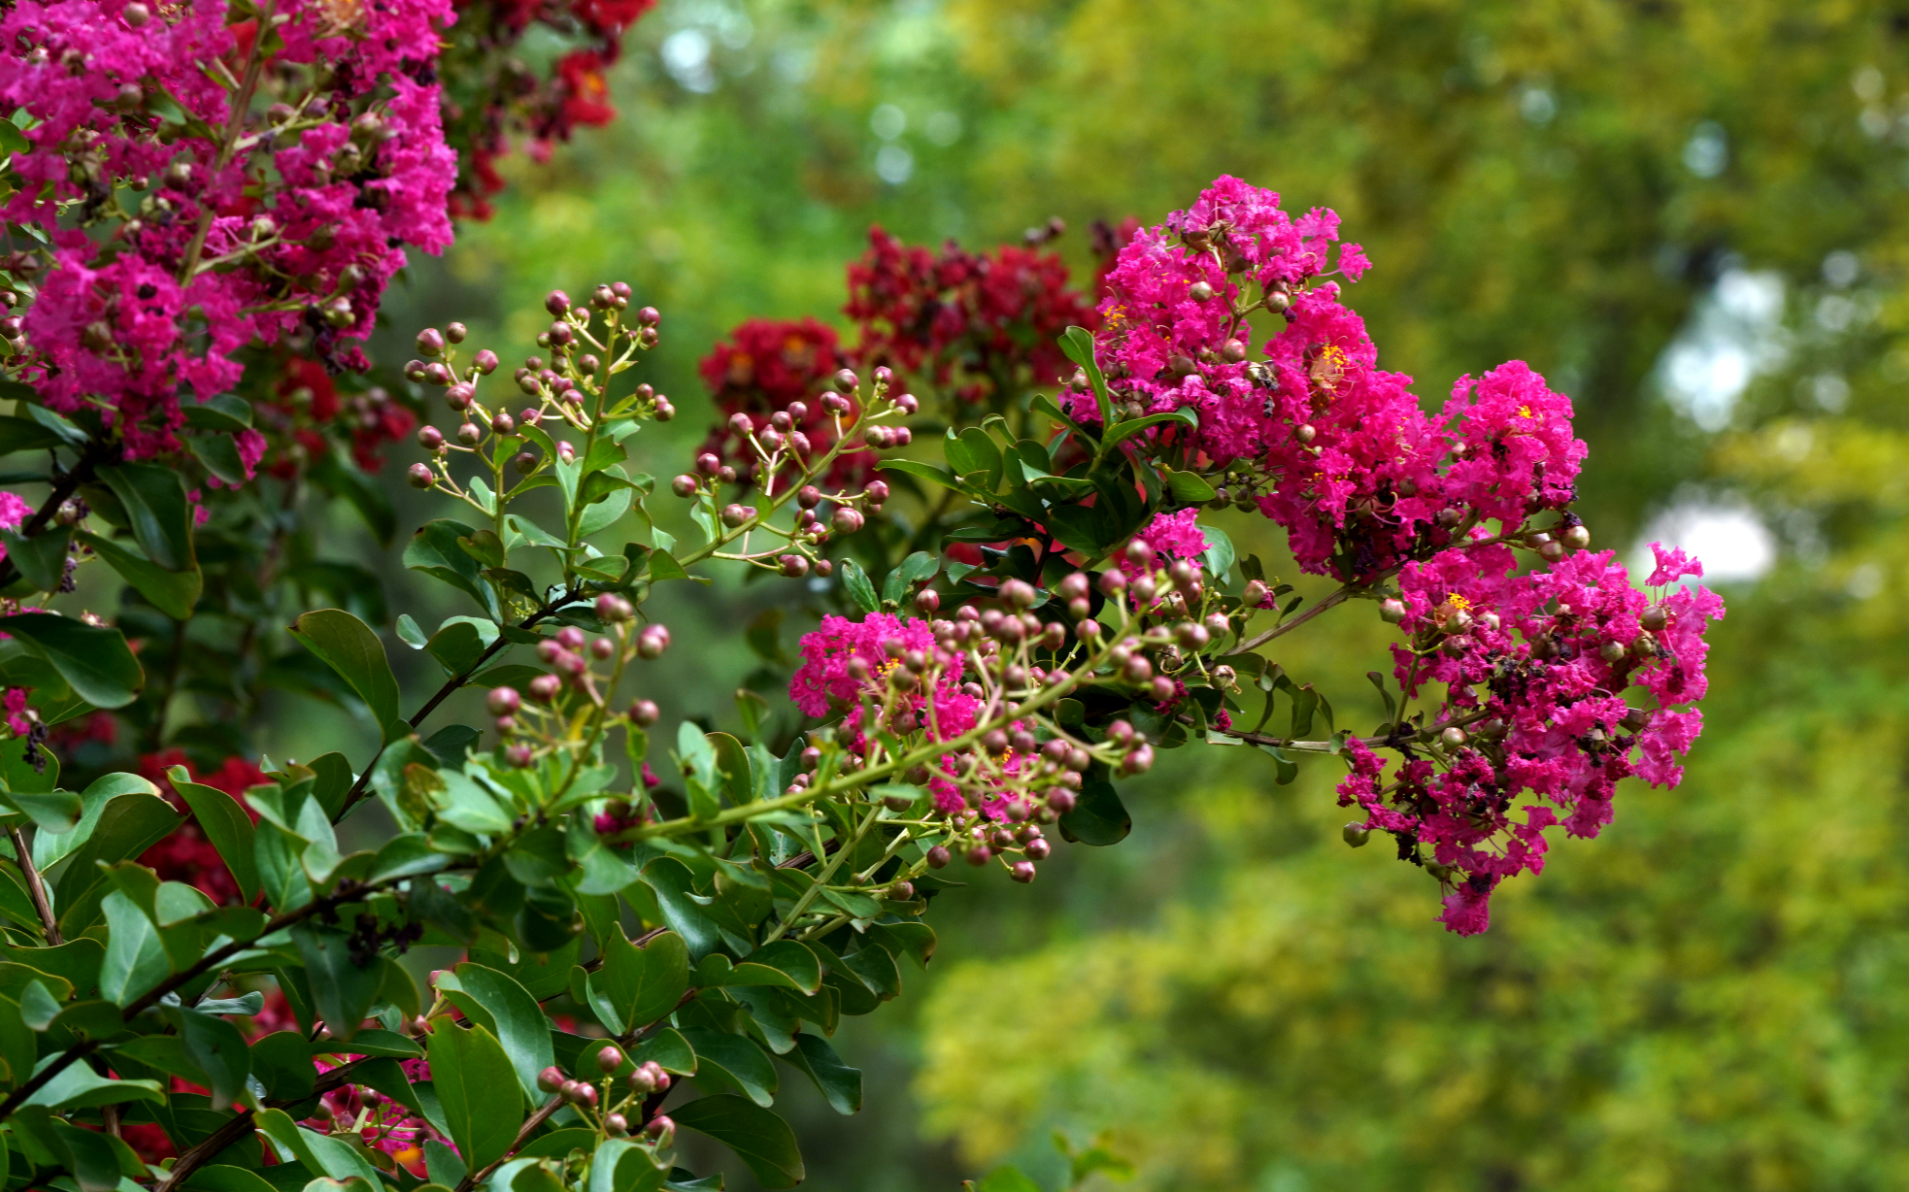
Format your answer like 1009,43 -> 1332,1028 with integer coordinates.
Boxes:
537,1067 -> 565,1093
1380,598 -> 1406,624
925,845 -> 951,869
1440,726 -> 1467,749
1343,823 -> 1370,848
629,699 -> 660,726
1640,607 -> 1668,633
488,688 -> 522,716
406,463 -> 435,489
597,1045 -> 624,1073
1295,423 -> 1316,444
637,624 -> 671,659
1562,524 -> 1591,550
415,327 -> 445,357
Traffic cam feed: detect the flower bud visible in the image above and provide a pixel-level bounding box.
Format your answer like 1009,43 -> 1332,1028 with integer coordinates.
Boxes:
597,1045 -> 624,1073
528,674 -> 562,702
628,699 -> 660,727
627,1067 -> 658,1094
457,422 -> 483,446
1221,337 -> 1247,363
1098,569 -> 1128,596
512,451 -> 538,475
545,290 -> 570,316
1010,860 -> 1037,883
637,305 -> 661,326
1149,675 -> 1177,703
1121,744 -> 1155,774
406,463 -> 435,489
778,554 -> 810,578
914,588 -> 940,614
123,2 -> 151,26
1640,606 -> 1668,632
537,1067 -> 565,1093
1599,640 -> 1626,664
606,1113 -> 630,1137
1343,823 -> 1371,848
1379,598 -> 1406,624
832,506 -> 864,534
721,503 -> 752,528
1122,654 -> 1154,684
488,687 -> 522,716
1562,524 -> 1591,550
418,425 -> 444,451
637,624 -> 671,658
1176,622 -> 1210,649
865,480 -> 889,505
474,349 -> 499,374
645,1115 -> 674,1142
1000,579 -> 1038,609
966,844 -> 993,867
1295,423 -> 1316,444
596,593 -> 634,622
1440,726 -> 1468,748
925,845 -> 951,869
415,328 -> 445,357
1025,838 -> 1052,860
491,411 -> 516,435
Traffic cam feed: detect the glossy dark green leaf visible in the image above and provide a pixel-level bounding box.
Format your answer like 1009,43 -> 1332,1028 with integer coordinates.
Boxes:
838,559 -> 878,613
670,1095 -> 804,1189
680,1027 -> 777,1107
597,928 -> 689,1033
0,613 -> 144,708
0,415 -> 66,455
290,925 -> 382,1041
405,519 -> 498,617
443,963 -> 555,1102
587,1139 -> 667,1192
97,461 -> 194,571
425,1021 -> 523,1173
779,1032 -> 861,1115
182,394 -> 254,432
874,459 -> 959,490
179,1006 -> 250,1110
23,1057 -> 164,1110
169,766 -> 259,904
0,525 -> 67,592
288,609 -> 405,743
1167,469 -> 1218,503
1059,779 -> 1131,846
0,787 -> 78,834
77,531 -> 201,620
253,1108 -> 383,1186
1059,325 -> 1115,429
627,1025 -> 697,1076
187,434 -> 250,486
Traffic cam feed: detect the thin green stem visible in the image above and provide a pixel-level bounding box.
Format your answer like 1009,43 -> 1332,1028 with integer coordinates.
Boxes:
763,802 -> 883,944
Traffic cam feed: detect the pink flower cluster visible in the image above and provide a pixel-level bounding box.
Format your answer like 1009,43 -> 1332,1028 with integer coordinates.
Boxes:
792,612 -> 1037,817
1135,508 -> 1209,560
303,1054 -> 439,1171
1339,541 -> 1722,935
2,0 -> 457,461
1074,176 -> 1583,582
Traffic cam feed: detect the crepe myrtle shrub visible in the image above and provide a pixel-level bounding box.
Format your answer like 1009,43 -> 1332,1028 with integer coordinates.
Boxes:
0,179 -> 1717,1192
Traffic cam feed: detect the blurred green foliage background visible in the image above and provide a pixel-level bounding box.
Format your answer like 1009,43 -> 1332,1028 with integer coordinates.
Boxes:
364,0 -> 1909,1187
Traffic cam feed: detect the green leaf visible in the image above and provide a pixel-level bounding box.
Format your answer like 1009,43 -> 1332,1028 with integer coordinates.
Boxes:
290,926 -> 383,1041
838,559 -> 878,613
0,787 -> 78,834
182,394 -> 254,432
679,1027 -> 777,1106
670,1094 -> 804,1189
253,1108 -> 383,1187
597,928 -> 689,1033
179,1006 -> 251,1110
0,526 -> 68,592
97,462 -> 194,571
0,613 -> 144,708
425,618 -> 496,677
77,531 -> 201,620
647,549 -> 690,583
874,459 -> 959,490
24,1055 -> 164,1110
0,415 -> 66,455
425,1020 -> 524,1174
627,1025 -> 697,1075
1059,326 -> 1115,430
187,434 -> 250,487
405,520 -> 499,618
1201,522 -> 1236,581
587,1140 -> 667,1192
99,890 -> 170,1005
444,963 -> 555,1103
779,1033 -> 862,1115
288,609 -> 406,743
169,766 -> 259,904
1166,470 -> 1218,503
1102,408 -> 1198,451
1059,780 -> 1132,846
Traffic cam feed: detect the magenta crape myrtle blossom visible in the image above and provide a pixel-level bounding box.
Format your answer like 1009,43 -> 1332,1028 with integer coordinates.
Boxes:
1,0 -> 455,461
